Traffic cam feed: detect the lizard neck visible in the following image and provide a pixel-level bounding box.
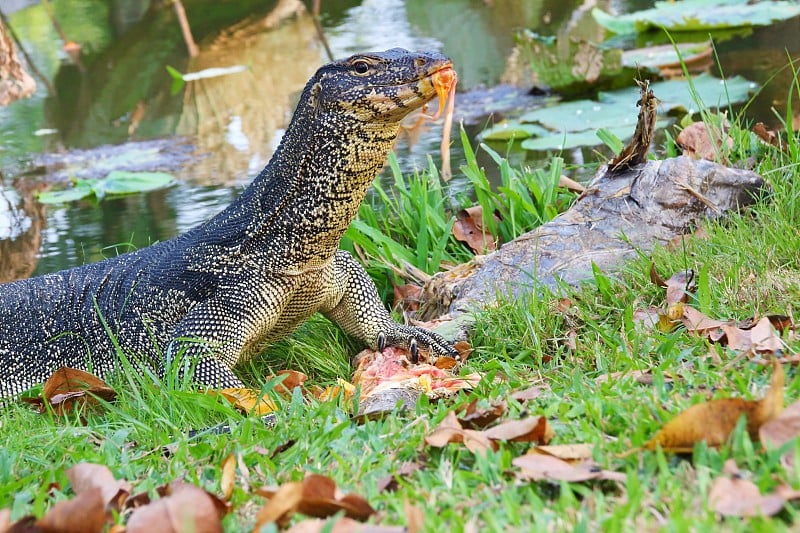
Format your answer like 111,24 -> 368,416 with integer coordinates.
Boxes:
235,108 -> 400,271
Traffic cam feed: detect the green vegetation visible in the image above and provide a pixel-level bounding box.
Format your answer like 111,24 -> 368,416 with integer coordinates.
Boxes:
2,77 -> 800,531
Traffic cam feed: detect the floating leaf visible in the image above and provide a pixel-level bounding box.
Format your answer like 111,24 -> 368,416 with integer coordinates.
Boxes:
593,0 -> 800,35
621,43 -> 713,75
645,360 -> 784,452
37,181 -> 94,204
37,171 -> 175,204
479,121 -> 550,141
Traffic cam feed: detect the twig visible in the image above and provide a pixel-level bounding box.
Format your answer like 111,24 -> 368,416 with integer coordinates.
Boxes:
172,0 -> 198,58
303,0 -> 333,62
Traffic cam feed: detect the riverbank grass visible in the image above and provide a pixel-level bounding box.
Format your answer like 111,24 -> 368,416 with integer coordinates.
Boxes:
1,116 -> 799,531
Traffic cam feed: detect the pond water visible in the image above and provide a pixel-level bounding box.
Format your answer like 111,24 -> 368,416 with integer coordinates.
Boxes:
0,0 -> 797,281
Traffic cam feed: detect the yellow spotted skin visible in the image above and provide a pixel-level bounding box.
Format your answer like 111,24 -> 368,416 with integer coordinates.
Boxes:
0,49 -> 458,398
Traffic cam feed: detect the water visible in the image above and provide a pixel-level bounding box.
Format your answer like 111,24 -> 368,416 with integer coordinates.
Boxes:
0,0 -> 797,281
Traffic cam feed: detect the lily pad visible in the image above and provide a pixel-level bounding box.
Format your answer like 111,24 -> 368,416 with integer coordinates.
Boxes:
520,120 -> 670,152
485,73 -> 755,152
479,122 -> 551,141
593,0 -> 800,35
37,171 -> 175,204
621,43 -> 713,74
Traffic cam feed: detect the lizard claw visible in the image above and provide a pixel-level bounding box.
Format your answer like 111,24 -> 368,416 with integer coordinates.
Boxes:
377,332 -> 387,352
410,338 -> 419,364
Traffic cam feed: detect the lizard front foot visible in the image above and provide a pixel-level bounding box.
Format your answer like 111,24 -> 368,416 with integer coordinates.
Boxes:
377,326 -> 460,364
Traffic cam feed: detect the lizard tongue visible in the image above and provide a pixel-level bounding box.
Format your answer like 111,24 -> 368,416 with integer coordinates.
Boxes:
430,68 -> 457,121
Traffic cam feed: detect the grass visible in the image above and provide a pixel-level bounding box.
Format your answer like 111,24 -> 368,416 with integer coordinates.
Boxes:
2,87 -> 800,531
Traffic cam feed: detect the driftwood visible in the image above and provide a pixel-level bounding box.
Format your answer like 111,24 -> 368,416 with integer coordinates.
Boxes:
422,83 -> 768,321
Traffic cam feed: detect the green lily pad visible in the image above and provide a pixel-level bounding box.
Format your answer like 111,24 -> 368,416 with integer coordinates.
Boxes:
593,0 -> 800,35
37,171 -> 175,204
479,122 -> 551,141
520,120 -> 670,152
621,43 -> 712,71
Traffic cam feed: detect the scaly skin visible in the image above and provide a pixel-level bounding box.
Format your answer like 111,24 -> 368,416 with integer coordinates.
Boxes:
0,48 -> 459,398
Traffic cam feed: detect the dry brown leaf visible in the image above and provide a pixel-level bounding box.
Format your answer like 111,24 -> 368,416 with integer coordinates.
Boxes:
528,444 -> 594,463
760,398 -> 800,468
453,341 -> 472,362
215,388 -> 278,416
483,416 -> 553,444
458,399 -> 507,429
35,486 -> 106,533
404,499 -> 424,533
645,360 -> 784,452
127,482 -> 223,533
751,317 -> 783,354
664,270 -> 695,305
0,509 -> 10,531
753,122 -> 789,152
510,384 -> 549,402
513,454 -> 625,483
253,482 -> 304,530
376,461 -> 424,493
708,459 -> 785,517
220,454 -> 236,501
649,262 -> 667,288
284,517 -> 404,533
721,324 -> 752,352
66,463 -> 131,512
558,174 -> 586,194
26,367 -> 117,415
677,121 -> 733,162
452,205 -> 497,255
681,306 -> 730,333
631,307 -> 677,332
274,370 -> 309,396
254,474 -> 376,530
424,411 -> 495,454
393,283 -> 423,313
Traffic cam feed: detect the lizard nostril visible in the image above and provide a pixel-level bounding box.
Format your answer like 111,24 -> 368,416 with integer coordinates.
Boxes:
414,58 -> 425,68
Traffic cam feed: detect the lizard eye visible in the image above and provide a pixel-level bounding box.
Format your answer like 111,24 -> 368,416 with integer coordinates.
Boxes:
353,60 -> 370,75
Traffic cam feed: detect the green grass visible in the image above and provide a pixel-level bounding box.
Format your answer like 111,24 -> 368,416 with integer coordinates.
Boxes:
2,93 -> 800,531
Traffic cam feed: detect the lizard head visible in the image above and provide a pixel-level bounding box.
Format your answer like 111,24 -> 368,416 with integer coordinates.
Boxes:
304,48 -> 454,124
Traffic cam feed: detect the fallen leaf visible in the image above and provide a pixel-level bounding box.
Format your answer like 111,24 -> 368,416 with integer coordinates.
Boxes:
527,444 -> 594,463
558,174 -> 586,194
253,482 -> 304,530
649,262 -> 667,288
127,483 -> 223,533
253,474 -> 376,530
404,499 -> 425,533
424,411 -> 495,454
510,384 -> 549,402
513,454 -> 625,483
376,461 -> 424,493
664,269 -> 695,305
458,399 -> 507,429
681,306 -> 730,333
35,486 -> 106,533
750,317 -> 783,354
215,388 -> 278,416
645,360 -> 784,452
677,121 -> 732,162
753,122 -> 789,152
27,367 -> 116,415
66,463 -> 131,511
283,517 -> 404,533
632,307 -> 677,332
708,459 -> 785,517
760,398 -> 800,468
220,454 -> 235,501
721,324 -> 752,352
452,205 -> 497,254
393,283 -> 423,313
274,370 -> 309,396
482,416 -> 554,444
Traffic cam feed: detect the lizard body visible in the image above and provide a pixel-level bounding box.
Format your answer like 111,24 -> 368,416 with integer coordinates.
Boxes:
0,48 -> 457,398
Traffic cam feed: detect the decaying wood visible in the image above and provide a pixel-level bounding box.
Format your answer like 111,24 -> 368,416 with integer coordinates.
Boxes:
0,19 -> 35,105
422,82 -> 768,321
